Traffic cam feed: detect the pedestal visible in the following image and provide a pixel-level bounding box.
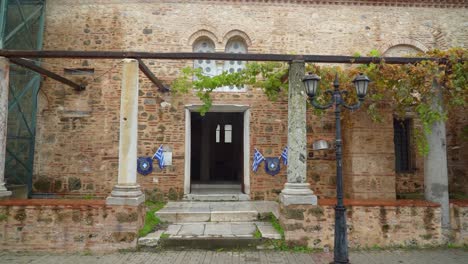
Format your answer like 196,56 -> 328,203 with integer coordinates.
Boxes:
280,183 -> 317,206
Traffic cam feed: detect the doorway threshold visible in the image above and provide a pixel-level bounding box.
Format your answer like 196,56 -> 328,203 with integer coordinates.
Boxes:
185,184 -> 249,201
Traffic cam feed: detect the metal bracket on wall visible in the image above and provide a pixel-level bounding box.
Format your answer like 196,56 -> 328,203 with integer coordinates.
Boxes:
10,58 -> 86,91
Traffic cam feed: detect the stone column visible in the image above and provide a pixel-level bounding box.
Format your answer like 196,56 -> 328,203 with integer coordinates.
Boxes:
279,61 -> 317,205
0,57 -> 12,198
106,59 -> 145,206
424,80 -> 450,228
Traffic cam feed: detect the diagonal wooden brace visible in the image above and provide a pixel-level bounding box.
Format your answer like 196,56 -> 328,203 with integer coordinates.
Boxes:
10,58 -> 86,91
137,59 -> 169,92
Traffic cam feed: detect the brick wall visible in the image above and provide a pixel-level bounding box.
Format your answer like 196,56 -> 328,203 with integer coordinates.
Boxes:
280,199 -> 444,249
0,199 -> 144,252
451,201 -> 468,245
342,109 -> 396,199
31,0 -> 468,199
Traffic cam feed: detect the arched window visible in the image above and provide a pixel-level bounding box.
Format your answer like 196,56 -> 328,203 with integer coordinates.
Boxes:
217,38 -> 247,92
193,37 -> 216,77
224,38 -> 247,73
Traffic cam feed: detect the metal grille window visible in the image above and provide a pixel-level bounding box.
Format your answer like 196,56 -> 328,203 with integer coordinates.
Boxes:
393,118 -> 411,173
193,38 -> 216,77
217,38 -> 247,92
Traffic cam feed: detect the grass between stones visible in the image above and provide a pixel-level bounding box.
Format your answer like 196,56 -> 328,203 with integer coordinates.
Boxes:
138,200 -> 166,237
254,227 -> 262,239
264,213 -> 316,253
160,232 -> 170,239
268,213 -> 284,239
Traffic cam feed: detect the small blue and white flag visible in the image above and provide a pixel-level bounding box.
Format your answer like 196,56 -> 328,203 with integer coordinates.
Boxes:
280,146 -> 288,165
152,145 -> 165,169
252,148 -> 265,172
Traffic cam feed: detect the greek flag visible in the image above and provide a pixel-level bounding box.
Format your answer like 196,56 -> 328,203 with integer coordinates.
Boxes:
252,148 -> 265,172
280,146 -> 288,165
152,145 -> 165,169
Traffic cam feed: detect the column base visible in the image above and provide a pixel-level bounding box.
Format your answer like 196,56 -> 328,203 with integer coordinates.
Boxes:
280,183 -> 317,206
0,184 -> 12,199
106,184 -> 145,206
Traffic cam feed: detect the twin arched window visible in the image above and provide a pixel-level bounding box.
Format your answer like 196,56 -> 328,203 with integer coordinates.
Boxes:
192,37 -> 248,92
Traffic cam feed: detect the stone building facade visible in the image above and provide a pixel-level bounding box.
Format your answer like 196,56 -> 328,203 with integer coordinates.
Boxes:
29,0 -> 467,201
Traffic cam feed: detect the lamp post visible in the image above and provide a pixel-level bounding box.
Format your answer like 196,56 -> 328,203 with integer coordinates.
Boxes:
303,72 -> 370,264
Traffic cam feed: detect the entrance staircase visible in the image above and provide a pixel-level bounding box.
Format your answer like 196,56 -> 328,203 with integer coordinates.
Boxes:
138,201 -> 282,249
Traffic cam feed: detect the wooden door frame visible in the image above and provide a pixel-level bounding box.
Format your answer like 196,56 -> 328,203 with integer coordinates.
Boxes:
184,104 -> 250,196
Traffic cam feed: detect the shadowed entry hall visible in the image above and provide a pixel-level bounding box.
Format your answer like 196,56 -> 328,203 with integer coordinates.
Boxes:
190,112 -> 244,189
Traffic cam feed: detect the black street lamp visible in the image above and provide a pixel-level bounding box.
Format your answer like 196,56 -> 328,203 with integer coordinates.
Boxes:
303,72 -> 370,264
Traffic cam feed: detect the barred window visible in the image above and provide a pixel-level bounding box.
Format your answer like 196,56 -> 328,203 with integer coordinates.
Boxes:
217,38 -> 247,92
193,38 -> 216,77
393,118 -> 411,173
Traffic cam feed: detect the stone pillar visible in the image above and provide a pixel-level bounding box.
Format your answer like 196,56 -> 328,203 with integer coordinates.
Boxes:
280,61 -> 317,205
424,80 -> 450,228
106,59 -> 145,206
0,57 -> 12,198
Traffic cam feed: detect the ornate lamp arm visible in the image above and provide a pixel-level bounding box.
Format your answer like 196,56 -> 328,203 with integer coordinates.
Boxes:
338,90 -> 364,110
309,90 -> 334,110
341,98 -> 363,110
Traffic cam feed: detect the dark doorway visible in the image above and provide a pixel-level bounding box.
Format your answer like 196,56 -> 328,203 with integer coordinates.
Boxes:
191,112 -> 244,185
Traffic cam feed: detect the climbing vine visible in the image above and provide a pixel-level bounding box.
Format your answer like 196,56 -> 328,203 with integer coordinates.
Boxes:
171,48 -> 467,155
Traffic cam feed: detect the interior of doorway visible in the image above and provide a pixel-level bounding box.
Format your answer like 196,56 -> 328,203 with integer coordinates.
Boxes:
190,112 -> 244,193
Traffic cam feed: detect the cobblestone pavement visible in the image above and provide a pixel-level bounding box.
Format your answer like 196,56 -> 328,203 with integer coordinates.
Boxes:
0,249 -> 467,264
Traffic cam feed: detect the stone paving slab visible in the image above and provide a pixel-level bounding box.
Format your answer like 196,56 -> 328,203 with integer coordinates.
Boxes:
256,222 -> 282,239
210,210 -> 258,222
163,222 -> 261,238
138,230 -> 164,246
1,249 -> 467,264
178,223 -> 205,237
204,222 -> 233,236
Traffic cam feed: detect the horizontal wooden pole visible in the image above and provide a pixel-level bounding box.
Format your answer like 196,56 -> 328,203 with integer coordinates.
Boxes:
0,49 -> 443,64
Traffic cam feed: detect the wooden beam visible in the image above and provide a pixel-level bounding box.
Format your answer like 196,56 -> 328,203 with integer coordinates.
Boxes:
0,49 -> 445,64
10,58 -> 85,91
137,59 -> 169,92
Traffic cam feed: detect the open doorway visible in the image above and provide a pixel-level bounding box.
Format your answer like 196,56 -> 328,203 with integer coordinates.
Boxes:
190,112 -> 244,188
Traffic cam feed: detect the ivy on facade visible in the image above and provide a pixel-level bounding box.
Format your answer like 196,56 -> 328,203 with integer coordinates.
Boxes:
172,48 -> 467,155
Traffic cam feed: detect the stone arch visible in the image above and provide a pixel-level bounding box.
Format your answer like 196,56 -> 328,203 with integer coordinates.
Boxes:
187,29 -> 219,46
379,38 -> 429,56
428,26 -> 450,50
222,29 -> 252,47
383,44 -> 424,57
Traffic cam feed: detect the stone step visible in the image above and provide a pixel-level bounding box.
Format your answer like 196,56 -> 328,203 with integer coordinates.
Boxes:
155,201 -> 278,223
138,221 -> 282,250
191,184 -> 241,190
184,193 -> 250,201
